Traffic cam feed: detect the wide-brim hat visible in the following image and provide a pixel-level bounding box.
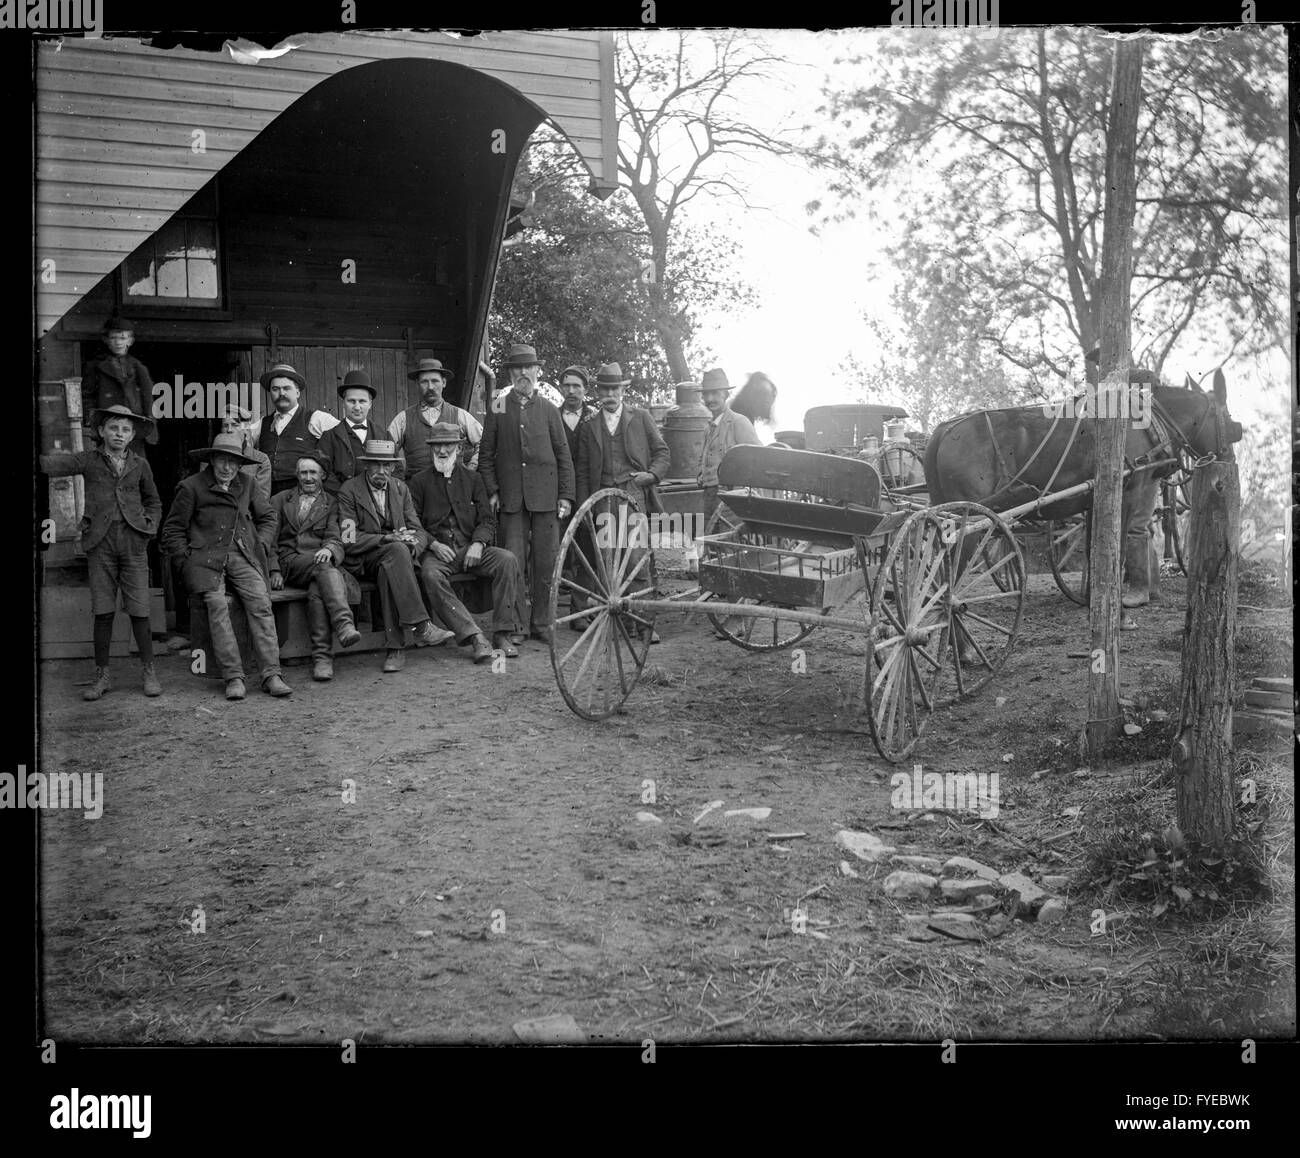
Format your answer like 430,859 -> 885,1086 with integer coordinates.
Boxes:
700,367 -> 731,393
594,362 -> 631,388
501,344 -> 540,368
190,432 -> 260,466
339,369 -> 377,398
424,422 -> 463,445
259,363 -> 307,391
558,365 -> 591,389
356,439 -> 402,463
408,357 -> 454,382
90,404 -> 157,441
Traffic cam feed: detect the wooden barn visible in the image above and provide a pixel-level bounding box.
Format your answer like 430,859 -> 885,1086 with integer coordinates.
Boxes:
36,30 -> 617,651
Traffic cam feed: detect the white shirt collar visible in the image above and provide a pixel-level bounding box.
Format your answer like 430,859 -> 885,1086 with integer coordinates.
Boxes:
273,403 -> 300,431
602,403 -> 623,433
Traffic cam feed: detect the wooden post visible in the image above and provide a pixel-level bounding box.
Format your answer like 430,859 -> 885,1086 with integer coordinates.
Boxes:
1087,38 -> 1143,757
1171,383 -> 1240,844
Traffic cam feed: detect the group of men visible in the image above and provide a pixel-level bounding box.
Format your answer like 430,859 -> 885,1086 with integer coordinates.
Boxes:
51,319 -> 762,703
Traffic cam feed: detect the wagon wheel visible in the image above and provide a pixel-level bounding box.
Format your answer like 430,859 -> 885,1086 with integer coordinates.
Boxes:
877,442 -> 925,493
701,501 -> 817,651
865,510 -> 949,762
549,488 -> 655,721
1047,512 -> 1091,605
932,502 -> 1026,698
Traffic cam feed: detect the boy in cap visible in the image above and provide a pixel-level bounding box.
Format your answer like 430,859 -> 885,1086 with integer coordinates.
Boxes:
80,316 -> 158,449
40,405 -> 164,699
162,433 -> 293,700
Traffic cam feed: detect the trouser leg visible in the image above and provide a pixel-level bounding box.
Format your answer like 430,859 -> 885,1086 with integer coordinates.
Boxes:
202,576 -> 245,680
467,545 -> 522,635
305,590 -> 333,659
499,510 -> 530,630
527,509 -> 560,631
222,552 -> 282,680
418,553 -> 481,642
311,563 -> 355,632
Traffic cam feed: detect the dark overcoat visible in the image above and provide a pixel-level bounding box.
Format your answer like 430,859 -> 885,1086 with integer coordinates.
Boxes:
478,389 -> 575,514
161,470 -> 275,593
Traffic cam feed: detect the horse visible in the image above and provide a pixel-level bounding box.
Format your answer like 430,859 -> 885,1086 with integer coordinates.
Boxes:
923,370 -> 1242,609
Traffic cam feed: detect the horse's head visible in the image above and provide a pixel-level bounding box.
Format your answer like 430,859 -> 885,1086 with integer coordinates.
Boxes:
1151,370 -> 1242,461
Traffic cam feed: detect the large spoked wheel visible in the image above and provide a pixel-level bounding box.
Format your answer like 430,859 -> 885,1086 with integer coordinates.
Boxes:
702,501 -> 817,652
934,502 -> 1026,699
876,442 -> 925,493
549,489 -> 655,721
865,511 -> 949,762
1047,511 -> 1091,605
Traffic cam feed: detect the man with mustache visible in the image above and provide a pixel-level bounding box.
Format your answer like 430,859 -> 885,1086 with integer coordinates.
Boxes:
255,362 -> 340,495
389,357 -> 482,475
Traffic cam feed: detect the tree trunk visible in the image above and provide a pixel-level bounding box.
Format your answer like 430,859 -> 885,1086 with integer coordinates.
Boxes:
1172,459 -> 1240,845
1087,39 -> 1143,757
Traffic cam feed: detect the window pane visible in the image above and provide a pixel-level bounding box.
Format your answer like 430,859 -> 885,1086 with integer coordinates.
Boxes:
124,250 -> 156,297
187,219 -> 217,260
186,258 -> 219,299
156,255 -> 187,297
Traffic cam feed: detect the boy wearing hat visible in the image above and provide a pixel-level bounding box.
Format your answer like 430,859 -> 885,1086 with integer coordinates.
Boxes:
697,367 -> 759,524
40,406 -> 164,700
255,363 -> 340,495
478,343 -> 575,643
318,369 -> 394,495
80,317 -> 158,449
389,358 -> 483,475
337,440 -> 454,672
162,433 -> 293,700
269,453 -> 363,681
409,422 -> 523,662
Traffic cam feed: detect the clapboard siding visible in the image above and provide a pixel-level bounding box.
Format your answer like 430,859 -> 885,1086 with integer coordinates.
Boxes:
36,29 -> 615,336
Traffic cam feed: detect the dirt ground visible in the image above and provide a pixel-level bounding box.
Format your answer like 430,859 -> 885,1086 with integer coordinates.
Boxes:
37,554 -> 1294,1044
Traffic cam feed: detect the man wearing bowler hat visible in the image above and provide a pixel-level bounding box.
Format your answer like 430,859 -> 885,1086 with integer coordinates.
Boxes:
478,343 -> 575,643
256,362 -> 340,496
337,439 -> 454,672
389,357 -> 483,475
161,432 -> 292,700
575,363 -> 670,642
409,423 -> 523,662
697,367 -> 759,524
318,369 -> 394,495
268,452 -> 364,682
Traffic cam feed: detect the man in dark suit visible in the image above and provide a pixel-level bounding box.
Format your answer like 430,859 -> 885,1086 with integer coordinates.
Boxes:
408,423 -> 522,663
576,363 -> 671,643
478,343 -> 575,644
556,365 -> 598,629
268,453 -> 363,682
337,440 -> 453,673
317,369 -> 395,495
161,433 -> 292,700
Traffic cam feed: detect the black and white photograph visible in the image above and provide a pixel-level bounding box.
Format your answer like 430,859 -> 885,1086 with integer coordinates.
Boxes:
25,3 -> 1295,1131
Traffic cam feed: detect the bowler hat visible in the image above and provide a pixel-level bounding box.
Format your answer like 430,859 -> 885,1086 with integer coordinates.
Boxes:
356,439 -> 402,463
190,432 -> 260,466
339,369 -> 377,398
259,363 -> 307,391
700,367 -> 731,393
559,365 -> 591,388
408,357 -> 455,382
501,344 -> 540,368
425,422 -> 463,445
594,362 -> 631,388
102,315 -> 134,335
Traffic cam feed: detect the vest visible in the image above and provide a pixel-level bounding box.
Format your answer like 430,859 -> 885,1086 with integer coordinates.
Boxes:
424,472 -> 470,550
258,406 -> 316,483
400,402 -> 466,475
599,415 -> 636,486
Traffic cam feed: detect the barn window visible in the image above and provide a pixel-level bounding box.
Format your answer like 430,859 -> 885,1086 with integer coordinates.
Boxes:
122,183 -> 222,306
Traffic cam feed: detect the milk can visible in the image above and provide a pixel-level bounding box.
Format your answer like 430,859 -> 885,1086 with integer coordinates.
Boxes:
661,381 -> 712,482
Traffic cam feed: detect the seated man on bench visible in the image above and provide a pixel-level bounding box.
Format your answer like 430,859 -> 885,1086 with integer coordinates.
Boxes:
268,453 -> 363,682
408,422 -> 522,662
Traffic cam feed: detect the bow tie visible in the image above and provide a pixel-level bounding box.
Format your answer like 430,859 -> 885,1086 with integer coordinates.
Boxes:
351,424 -> 367,430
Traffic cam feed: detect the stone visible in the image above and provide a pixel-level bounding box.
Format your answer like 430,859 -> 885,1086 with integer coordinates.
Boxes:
947,894 -> 1002,916
998,872 -> 1048,915
1037,898 -> 1068,924
1041,874 -> 1071,891
724,807 -> 771,820
926,913 -> 982,941
902,916 -> 938,941
941,877 -> 997,903
839,860 -> 860,878
882,871 -> 938,900
835,830 -> 897,863
941,856 -> 1000,881
636,811 -> 662,824
891,854 -> 943,874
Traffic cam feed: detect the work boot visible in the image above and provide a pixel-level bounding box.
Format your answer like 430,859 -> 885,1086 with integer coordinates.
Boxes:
312,657 -> 334,681
382,649 -> 405,672
337,622 -> 362,648
225,678 -> 246,701
82,667 -> 111,702
470,634 -> 495,664
491,633 -> 519,658
414,621 -> 455,647
141,663 -> 162,697
262,674 -> 293,697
